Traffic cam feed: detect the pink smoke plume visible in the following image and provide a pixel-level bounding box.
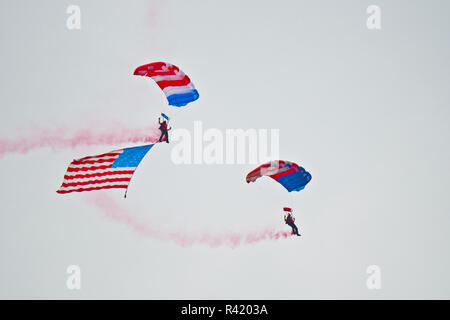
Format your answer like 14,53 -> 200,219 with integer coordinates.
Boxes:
85,192 -> 292,248
0,124 -> 162,157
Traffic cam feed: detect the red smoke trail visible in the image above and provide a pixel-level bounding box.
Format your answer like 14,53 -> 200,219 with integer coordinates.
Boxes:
85,192 -> 292,248
0,124 -> 162,157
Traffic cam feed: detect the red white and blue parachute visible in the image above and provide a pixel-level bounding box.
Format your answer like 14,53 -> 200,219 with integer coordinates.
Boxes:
133,62 -> 199,107
246,160 -> 311,192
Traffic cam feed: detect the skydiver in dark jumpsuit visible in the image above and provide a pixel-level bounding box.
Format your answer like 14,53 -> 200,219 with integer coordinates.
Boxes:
158,117 -> 171,143
285,213 -> 300,236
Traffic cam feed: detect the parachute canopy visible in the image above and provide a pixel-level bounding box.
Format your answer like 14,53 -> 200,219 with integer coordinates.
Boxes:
133,62 -> 199,107
246,160 -> 311,192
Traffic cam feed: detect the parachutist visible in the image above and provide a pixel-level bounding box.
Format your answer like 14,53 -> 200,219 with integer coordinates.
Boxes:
246,162 -> 310,237
158,117 -> 171,143
284,208 -> 300,236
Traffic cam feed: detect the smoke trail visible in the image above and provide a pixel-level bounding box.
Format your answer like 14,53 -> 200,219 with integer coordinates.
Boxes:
0,124 -> 162,157
85,192 -> 292,248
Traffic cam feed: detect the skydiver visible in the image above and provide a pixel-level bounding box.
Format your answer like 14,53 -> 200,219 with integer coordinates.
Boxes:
284,211 -> 300,236
158,117 -> 171,143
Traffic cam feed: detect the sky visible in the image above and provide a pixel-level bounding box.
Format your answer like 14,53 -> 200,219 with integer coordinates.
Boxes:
0,0 -> 449,299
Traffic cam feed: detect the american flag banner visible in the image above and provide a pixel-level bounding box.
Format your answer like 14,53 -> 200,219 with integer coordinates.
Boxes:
57,144 -> 154,196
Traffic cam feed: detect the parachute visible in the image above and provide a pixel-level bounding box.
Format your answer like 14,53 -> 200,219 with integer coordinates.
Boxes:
133,62 -> 199,107
246,160 -> 311,192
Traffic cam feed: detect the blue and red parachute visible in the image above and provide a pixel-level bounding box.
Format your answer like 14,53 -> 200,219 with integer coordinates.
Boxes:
246,160 -> 311,192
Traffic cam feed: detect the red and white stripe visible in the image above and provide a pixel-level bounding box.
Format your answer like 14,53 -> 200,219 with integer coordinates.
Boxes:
57,150 -> 134,194
134,62 -> 194,93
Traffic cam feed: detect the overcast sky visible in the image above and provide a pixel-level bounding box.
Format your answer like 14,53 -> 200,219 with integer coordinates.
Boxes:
0,0 -> 449,299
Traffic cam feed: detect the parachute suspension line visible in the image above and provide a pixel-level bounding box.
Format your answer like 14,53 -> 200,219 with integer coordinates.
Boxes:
289,192 -> 294,212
